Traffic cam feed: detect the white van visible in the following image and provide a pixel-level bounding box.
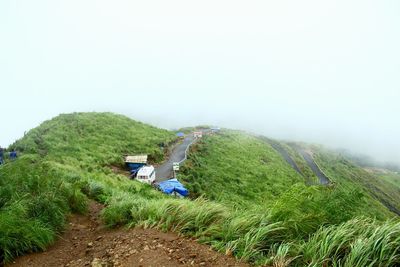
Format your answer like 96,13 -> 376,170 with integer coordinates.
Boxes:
136,166 -> 156,184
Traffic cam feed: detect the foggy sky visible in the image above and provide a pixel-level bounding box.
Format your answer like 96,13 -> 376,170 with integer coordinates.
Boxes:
1,0 -> 399,165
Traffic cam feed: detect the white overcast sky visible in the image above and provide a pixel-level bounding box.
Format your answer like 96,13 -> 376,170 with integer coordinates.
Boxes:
1,0 -> 399,164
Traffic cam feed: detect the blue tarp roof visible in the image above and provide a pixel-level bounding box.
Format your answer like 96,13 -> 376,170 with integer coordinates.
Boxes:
158,178 -> 189,197
176,132 -> 185,137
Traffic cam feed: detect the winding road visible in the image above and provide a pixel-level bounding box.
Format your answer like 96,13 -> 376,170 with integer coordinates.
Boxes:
296,148 -> 330,185
267,140 -> 303,176
266,138 -> 331,185
155,133 -> 195,182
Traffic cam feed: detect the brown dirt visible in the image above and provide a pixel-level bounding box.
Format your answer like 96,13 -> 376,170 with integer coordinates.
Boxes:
8,201 -> 247,267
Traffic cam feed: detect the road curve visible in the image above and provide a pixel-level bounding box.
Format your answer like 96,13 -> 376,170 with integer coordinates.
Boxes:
267,140 -> 303,176
296,148 -> 330,185
155,133 -> 195,182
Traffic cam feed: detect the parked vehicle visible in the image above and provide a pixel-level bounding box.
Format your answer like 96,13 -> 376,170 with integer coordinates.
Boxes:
135,166 -> 156,184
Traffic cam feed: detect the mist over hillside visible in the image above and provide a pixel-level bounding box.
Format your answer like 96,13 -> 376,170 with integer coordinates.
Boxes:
1,0 -> 400,166
2,1 -> 400,266
1,112 -> 398,266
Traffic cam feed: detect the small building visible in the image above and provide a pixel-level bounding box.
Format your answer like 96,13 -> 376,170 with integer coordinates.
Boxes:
136,166 -> 156,184
194,131 -> 203,138
125,155 -> 148,171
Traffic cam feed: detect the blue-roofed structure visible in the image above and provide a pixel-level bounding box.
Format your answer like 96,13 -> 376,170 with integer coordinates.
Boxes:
176,132 -> 185,138
157,178 -> 189,197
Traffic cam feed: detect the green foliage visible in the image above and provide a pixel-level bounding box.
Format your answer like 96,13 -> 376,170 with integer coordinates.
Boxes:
13,112 -> 175,167
180,131 -> 303,207
0,156 -> 88,262
1,112 -> 399,266
281,142 -> 319,185
300,218 -> 400,266
101,189 -> 400,266
0,112 -> 175,263
379,172 -> 400,190
180,131 -> 391,227
313,148 -> 400,216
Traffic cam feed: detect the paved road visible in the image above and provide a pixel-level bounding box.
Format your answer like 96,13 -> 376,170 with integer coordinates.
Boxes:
296,148 -> 330,185
156,133 -> 195,182
267,140 -> 303,176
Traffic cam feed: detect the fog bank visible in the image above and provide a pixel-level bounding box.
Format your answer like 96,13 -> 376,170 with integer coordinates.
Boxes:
1,0 -> 399,165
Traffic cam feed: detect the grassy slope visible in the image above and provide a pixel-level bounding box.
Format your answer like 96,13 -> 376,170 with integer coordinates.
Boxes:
180,131 -> 392,218
282,142 -> 319,184
14,112 -> 175,165
1,113 -> 399,266
312,146 -> 400,216
379,172 -> 400,190
0,112 -> 175,262
176,131 -> 399,265
180,131 -> 303,207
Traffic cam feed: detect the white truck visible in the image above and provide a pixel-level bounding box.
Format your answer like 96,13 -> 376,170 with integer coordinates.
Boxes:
136,165 -> 156,184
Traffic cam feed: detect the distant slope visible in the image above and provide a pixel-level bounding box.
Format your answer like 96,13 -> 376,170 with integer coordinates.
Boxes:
179,131 -> 394,220
379,172 -> 400,189
312,146 -> 400,215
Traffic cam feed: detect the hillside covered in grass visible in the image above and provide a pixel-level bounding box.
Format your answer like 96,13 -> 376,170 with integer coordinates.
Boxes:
0,112 -> 176,262
312,146 -> 400,215
379,172 -> 400,189
179,131 -> 303,206
180,131 -> 395,218
0,112 -> 399,266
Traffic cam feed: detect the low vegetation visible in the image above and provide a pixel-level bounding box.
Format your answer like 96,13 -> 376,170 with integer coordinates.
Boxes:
0,112 -> 399,266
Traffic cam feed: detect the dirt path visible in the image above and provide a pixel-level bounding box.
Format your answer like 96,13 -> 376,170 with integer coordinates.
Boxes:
9,201 -> 247,267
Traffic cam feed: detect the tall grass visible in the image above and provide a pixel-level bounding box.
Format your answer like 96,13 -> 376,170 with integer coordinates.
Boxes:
300,218 -> 400,266
101,189 -> 400,266
0,156 -> 88,262
0,113 -> 175,263
1,112 -> 399,266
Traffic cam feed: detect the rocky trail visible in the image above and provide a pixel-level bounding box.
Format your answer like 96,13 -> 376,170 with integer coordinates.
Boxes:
8,201 -> 246,267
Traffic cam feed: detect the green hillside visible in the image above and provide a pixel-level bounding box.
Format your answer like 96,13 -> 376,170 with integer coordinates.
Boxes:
1,112 -> 176,262
180,131 -> 395,218
311,146 -> 400,215
1,113 -> 399,266
380,172 -> 400,189
179,131 -> 303,206
14,112 -> 176,165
